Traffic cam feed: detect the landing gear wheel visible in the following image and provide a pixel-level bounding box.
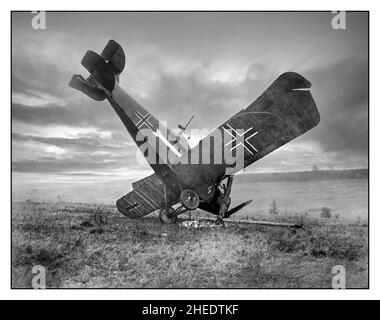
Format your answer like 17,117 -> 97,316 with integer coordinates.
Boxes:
159,208 -> 177,224
180,189 -> 200,210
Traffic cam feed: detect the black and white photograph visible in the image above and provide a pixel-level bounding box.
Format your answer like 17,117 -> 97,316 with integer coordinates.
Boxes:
10,11 -> 369,290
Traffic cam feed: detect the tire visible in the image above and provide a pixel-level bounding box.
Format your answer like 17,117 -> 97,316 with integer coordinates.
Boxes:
180,189 -> 200,210
159,208 -> 177,224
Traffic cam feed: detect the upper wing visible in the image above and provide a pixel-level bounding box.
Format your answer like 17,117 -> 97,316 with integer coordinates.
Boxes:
221,71 -> 320,172
171,72 -> 320,201
116,173 -> 178,218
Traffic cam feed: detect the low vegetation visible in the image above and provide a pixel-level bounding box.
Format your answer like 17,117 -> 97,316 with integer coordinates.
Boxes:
269,200 -> 279,215
12,201 -> 368,288
321,207 -> 332,219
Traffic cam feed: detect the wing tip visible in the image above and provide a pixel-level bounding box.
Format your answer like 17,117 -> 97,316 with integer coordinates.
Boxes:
273,72 -> 312,92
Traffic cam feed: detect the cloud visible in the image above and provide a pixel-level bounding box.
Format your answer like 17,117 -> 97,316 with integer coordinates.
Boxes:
11,31 -> 85,103
11,130 -> 142,174
11,101 -> 129,139
134,58 -> 277,131
303,56 -> 368,156
11,64 -> 71,101
11,27 -> 368,178
12,152 -> 138,174
12,133 -> 129,154
12,54 -> 369,176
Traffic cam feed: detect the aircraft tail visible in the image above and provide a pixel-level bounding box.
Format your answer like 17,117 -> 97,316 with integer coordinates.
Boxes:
69,40 -> 191,193
69,40 -> 125,99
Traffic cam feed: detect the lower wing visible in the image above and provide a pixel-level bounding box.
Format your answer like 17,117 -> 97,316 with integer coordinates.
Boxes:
116,173 -> 178,218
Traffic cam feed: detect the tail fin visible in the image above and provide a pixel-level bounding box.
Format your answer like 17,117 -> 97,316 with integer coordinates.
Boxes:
100,40 -> 125,78
69,40 -> 125,98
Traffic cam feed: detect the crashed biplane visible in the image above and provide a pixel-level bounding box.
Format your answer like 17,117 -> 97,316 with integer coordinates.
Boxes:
69,40 -> 320,224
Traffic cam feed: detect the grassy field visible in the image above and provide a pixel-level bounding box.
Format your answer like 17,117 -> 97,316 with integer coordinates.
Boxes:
12,201 -> 368,288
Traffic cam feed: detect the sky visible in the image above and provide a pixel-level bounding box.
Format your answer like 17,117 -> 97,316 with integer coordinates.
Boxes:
11,12 -> 369,198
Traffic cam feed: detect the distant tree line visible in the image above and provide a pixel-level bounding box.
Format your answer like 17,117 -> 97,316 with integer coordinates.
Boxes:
236,169 -> 368,183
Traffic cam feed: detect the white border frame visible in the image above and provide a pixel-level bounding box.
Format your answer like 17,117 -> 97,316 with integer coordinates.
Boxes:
2,1 -> 377,300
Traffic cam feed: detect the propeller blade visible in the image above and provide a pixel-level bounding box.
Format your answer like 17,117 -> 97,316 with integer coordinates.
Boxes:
224,199 -> 253,218
184,115 -> 194,129
218,175 -> 235,218
178,115 -> 194,132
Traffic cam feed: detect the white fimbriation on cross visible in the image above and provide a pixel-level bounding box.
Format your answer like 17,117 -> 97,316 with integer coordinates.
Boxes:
223,123 -> 259,155
152,129 -> 183,158
135,111 -> 154,129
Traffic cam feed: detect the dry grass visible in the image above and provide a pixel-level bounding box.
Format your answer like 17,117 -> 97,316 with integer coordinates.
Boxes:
11,202 -> 368,288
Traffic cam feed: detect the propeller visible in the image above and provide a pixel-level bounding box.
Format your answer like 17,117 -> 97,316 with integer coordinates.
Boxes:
177,115 -> 194,140
224,199 -> 253,219
218,176 -> 253,221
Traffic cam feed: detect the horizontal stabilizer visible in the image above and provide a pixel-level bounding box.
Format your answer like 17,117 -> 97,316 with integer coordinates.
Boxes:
69,74 -> 106,101
116,173 -> 178,219
81,50 -> 115,91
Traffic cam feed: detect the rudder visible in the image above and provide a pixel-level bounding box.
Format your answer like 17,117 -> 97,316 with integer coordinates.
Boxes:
69,39 -> 125,98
